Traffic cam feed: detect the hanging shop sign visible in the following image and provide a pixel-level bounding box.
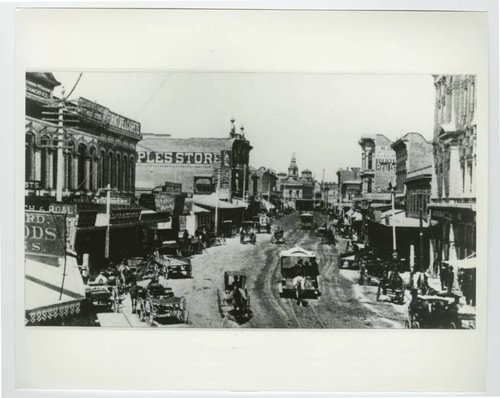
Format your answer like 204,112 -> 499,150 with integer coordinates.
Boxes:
164,182 -> 182,195
48,203 -> 77,217
109,209 -> 141,224
25,211 -> 66,257
108,111 -> 141,136
140,211 -> 170,223
154,192 -> 176,213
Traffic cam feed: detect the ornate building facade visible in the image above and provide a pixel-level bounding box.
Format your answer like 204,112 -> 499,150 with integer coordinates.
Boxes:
429,75 -> 477,262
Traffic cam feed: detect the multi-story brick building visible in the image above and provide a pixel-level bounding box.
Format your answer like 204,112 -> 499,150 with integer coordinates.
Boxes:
336,167 -> 362,202
391,132 -> 433,210
358,134 -> 396,200
429,75 -> 477,264
135,121 -> 253,201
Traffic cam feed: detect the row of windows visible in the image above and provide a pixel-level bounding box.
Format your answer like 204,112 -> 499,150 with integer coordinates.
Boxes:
25,133 -> 135,193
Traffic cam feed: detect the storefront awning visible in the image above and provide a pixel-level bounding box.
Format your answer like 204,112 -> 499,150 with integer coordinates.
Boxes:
375,210 -> 438,228
25,256 -> 86,324
193,205 -> 211,214
443,257 -> 476,269
193,194 -> 247,210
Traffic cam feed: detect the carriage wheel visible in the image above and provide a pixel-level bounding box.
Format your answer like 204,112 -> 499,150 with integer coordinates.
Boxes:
145,299 -> 154,326
111,289 -> 120,313
136,299 -> 144,321
448,322 -> 457,329
405,320 -> 411,329
412,321 -> 420,329
376,285 -> 382,301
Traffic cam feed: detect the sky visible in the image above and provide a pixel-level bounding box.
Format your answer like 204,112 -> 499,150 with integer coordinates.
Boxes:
51,72 -> 435,182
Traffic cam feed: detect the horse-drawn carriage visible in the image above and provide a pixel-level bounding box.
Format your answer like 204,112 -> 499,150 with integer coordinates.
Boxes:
299,213 -> 315,230
217,271 -> 252,324
135,281 -> 189,326
271,228 -> 285,244
221,220 -> 234,238
254,214 -> 271,234
85,270 -> 127,313
156,241 -> 193,278
278,247 -> 321,303
405,294 -> 474,329
240,221 -> 257,244
376,267 -> 405,304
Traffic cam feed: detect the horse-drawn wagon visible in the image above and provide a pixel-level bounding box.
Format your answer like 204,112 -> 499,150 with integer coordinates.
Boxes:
271,228 -> 285,244
376,266 -> 405,304
85,270 -> 126,313
278,247 -> 321,303
217,271 -> 252,323
136,280 -> 189,326
405,294 -> 474,329
239,221 -> 257,244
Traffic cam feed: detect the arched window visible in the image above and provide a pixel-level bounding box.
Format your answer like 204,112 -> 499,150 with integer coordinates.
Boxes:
116,154 -> 122,191
123,155 -> 129,191
64,141 -> 75,190
40,136 -> 50,189
99,149 -> 106,188
77,143 -> 87,191
129,156 -> 135,192
108,152 -> 115,188
89,147 -> 96,191
25,133 -> 35,181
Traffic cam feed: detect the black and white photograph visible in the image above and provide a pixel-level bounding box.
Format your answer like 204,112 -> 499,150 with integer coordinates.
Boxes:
8,6 -> 494,394
24,71 -> 477,329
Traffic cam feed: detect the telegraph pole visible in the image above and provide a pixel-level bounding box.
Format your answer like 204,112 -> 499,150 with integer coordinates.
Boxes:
56,88 -> 65,202
104,184 -> 112,259
419,207 -> 424,272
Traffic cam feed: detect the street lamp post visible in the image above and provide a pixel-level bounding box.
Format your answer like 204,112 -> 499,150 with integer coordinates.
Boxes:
389,180 -> 397,252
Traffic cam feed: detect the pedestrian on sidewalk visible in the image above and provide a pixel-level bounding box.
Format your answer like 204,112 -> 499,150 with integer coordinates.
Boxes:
440,264 -> 448,291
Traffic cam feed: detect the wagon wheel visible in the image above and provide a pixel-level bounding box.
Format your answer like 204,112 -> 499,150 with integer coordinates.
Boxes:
111,288 -> 121,313
177,296 -> 189,323
145,299 -> 155,326
376,285 -> 382,301
405,320 -> 411,329
448,322 -> 457,329
136,299 -> 144,321
398,286 -> 405,305
412,321 -> 420,329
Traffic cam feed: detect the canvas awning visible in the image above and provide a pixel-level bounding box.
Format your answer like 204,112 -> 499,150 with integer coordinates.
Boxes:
375,210 -> 438,228
279,247 -> 316,258
443,257 -> 476,269
25,256 -> 86,324
193,194 -> 247,209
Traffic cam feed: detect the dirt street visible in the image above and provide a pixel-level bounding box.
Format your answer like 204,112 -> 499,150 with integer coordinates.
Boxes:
166,212 -> 409,328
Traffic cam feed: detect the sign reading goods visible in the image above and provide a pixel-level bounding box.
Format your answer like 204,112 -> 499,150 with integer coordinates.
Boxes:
25,211 -> 66,257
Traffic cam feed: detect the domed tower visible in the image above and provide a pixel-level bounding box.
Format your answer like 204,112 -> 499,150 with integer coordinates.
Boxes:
288,153 -> 299,180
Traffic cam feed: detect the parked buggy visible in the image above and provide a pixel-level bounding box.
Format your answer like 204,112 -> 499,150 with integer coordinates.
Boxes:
240,221 -> 257,244
217,271 -> 253,324
271,227 -> 286,244
376,268 -> 405,304
255,214 -> 271,234
221,220 -> 234,239
136,279 -> 189,326
405,294 -> 474,329
155,241 -> 193,278
85,270 -> 126,313
278,247 -> 321,304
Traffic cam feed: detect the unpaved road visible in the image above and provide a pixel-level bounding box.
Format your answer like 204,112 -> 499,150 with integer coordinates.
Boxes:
167,212 -> 409,329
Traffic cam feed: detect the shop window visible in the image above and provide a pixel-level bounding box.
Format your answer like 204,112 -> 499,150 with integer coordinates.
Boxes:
194,177 -> 213,194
